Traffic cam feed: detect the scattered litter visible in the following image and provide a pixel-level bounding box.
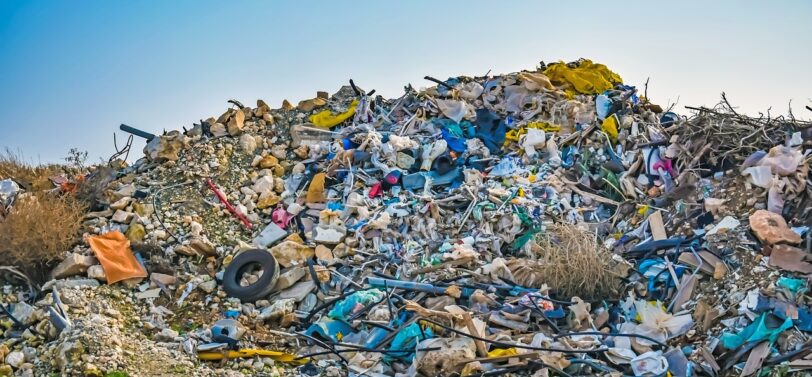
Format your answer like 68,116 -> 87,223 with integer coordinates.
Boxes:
2,58 -> 812,377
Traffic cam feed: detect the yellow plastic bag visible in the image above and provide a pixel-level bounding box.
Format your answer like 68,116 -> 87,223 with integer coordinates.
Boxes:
602,114 -> 619,142
543,59 -> 622,95
488,348 -> 519,357
309,99 -> 358,128
306,172 -> 327,203
504,122 -> 561,143
198,349 -> 306,364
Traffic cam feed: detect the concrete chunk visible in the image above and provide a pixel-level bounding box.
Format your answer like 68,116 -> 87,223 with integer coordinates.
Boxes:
50,253 -> 98,279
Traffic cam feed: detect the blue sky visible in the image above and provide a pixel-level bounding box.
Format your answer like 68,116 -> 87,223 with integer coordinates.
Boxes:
1,0 -> 810,163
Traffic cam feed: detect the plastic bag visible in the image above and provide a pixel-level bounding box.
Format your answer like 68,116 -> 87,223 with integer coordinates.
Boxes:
328,289 -> 385,320
721,312 -> 793,349
759,145 -> 803,176
310,100 -> 358,128
742,166 -> 773,189
386,322 -> 433,362
635,300 -> 693,340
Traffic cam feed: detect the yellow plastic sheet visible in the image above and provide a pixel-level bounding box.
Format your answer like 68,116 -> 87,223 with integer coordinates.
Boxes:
504,121 -> 561,143
487,348 -> 519,357
306,172 -> 327,203
543,59 -> 622,95
601,114 -> 619,142
517,72 -> 555,91
198,349 -> 306,364
309,99 -> 358,128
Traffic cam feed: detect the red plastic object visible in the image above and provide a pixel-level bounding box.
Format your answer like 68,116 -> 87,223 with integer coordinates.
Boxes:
205,178 -> 253,230
652,159 -> 676,176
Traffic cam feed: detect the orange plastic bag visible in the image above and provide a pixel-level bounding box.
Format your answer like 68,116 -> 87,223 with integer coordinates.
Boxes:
87,231 -> 147,284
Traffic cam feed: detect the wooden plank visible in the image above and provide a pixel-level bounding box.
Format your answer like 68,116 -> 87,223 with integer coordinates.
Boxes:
461,312 -> 489,357
649,211 -> 667,240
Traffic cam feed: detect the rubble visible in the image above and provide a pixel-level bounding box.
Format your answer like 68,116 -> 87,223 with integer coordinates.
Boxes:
2,58 -> 812,376
49,253 -> 98,280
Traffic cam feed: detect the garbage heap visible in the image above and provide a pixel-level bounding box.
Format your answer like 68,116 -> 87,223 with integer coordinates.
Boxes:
2,59 -> 812,377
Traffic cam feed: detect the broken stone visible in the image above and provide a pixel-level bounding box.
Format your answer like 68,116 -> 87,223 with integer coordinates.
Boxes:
253,222 -> 287,248
111,210 -> 134,223
272,267 -> 307,292
154,328 -> 179,342
135,288 -> 161,299
227,110 -> 246,136
50,253 -> 98,279
306,172 -> 327,203
9,302 -> 35,326
415,337 -> 477,376
198,280 -> 217,293
278,280 -> 316,302
5,351 -> 24,369
252,176 -> 275,195
314,225 -> 346,244
87,265 -> 107,281
239,133 -> 257,154
109,196 -> 132,210
257,192 -> 280,209
210,123 -> 228,137
769,244 -> 812,274
132,202 -> 154,216
258,155 -> 279,169
144,131 -> 185,162
315,244 -> 334,262
189,238 -> 216,256
42,278 -> 100,291
749,210 -> 801,245
269,240 -> 314,268
53,341 -> 83,370
150,273 -> 177,286
259,298 -> 296,321
114,184 -> 136,198
297,97 -> 327,112
174,245 -> 199,257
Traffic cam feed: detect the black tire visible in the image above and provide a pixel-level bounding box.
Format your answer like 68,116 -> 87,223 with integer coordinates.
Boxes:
222,249 -> 280,302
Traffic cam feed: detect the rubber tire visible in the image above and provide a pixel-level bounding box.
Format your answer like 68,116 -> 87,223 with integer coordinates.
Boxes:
222,249 -> 280,302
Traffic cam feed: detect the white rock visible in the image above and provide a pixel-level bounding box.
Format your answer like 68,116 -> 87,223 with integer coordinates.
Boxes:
50,253 -> 98,279
115,184 -> 136,198
6,351 -> 24,368
252,176 -> 275,195
239,133 -> 258,154
211,123 -> 228,137
87,265 -> 107,281
198,280 -> 217,293
109,197 -> 132,210
111,210 -> 134,223
154,328 -> 179,342
190,221 -> 203,237
10,302 -> 36,325
314,226 -> 346,244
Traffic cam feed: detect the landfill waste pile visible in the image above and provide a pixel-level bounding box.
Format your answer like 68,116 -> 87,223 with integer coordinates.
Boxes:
2,58 -> 812,377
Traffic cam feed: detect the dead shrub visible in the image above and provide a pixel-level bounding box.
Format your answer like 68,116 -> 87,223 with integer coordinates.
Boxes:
507,224 -> 627,300
0,193 -> 86,281
0,148 -> 58,192
75,166 -> 116,211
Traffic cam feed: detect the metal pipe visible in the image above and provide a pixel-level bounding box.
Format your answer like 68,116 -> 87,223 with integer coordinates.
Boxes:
119,124 -> 156,141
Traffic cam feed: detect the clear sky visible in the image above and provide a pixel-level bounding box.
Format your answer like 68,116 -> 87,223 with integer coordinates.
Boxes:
1,0 -> 810,163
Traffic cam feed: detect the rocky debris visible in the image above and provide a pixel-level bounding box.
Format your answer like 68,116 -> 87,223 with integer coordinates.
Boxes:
87,265 -> 106,281
749,209 -> 802,245
50,253 -> 98,279
2,58 -> 812,376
